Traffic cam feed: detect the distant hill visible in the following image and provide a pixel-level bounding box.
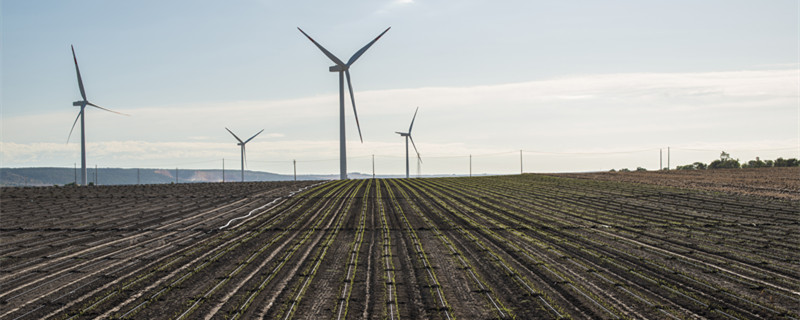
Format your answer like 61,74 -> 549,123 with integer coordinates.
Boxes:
1,167 -> 323,186
0,167 -> 464,186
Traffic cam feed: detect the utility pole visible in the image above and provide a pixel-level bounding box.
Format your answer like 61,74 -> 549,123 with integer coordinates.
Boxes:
668,147 -> 671,170
520,150 -> 523,174
293,159 -> 297,181
372,155 -> 375,179
469,154 -> 472,177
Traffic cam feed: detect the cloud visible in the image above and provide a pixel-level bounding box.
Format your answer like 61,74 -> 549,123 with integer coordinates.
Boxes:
3,69 -> 797,173
374,0 -> 415,15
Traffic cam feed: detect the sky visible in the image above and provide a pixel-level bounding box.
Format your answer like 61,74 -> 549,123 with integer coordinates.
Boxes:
1,0 -> 798,175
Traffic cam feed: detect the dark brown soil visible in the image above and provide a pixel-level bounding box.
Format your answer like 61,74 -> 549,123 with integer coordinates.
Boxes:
548,167 -> 800,200
1,175 -> 797,319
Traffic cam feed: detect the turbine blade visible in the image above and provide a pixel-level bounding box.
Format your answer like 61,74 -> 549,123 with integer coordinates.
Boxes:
67,109 -> 83,143
297,28 -> 345,66
226,127 -> 244,143
408,106 -> 419,133
86,102 -> 129,116
347,27 -> 391,66
244,129 -> 264,144
345,70 -> 363,143
409,135 -> 422,163
71,45 -> 87,101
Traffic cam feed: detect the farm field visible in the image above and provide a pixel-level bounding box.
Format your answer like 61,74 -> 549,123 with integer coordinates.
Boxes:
550,167 -> 800,201
1,174 -> 798,319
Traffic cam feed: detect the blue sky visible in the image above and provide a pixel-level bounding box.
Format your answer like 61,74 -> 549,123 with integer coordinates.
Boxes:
2,0 -> 798,175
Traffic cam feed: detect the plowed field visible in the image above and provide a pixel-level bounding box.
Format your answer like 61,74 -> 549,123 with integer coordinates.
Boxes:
550,167 -> 800,200
1,174 -> 798,319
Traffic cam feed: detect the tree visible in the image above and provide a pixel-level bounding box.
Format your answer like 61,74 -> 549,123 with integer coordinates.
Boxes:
709,159 -> 740,169
774,157 -> 799,167
708,151 -> 740,169
693,162 -> 708,170
742,157 -> 769,168
676,162 -> 707,170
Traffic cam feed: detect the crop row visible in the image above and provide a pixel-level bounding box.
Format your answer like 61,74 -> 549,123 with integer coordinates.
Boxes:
2,174 -> 796,319
413,175 -> 798,319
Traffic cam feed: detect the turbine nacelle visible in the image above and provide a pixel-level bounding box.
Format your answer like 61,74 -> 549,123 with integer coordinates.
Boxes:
329,65 -> 348,72
73,101 -> 85,106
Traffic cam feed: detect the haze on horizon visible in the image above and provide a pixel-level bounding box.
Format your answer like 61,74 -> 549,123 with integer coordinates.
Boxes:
2,0 -> 798,175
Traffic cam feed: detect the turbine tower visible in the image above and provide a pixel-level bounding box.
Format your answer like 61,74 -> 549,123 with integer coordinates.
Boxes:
298,27 -> 390,179
68,45 -> 128,186
226,128 -> 264,182
395,107 -> 421,179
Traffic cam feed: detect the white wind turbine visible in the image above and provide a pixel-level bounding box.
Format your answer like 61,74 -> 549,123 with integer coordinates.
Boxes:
68,45 -> 129,186
225,128 -> 264,182
298,27 -> 390,180
396,107 -> 421,179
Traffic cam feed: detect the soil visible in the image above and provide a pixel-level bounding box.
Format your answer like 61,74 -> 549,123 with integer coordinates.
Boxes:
1,174 -> 797,319
548,167 -> 800,200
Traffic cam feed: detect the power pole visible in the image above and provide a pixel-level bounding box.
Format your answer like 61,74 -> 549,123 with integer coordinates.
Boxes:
293,159 -> 297,181
667,147 -> 671,170
469,154 -> 472,177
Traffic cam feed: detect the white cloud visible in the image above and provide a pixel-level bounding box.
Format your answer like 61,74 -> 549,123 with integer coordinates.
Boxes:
3,69 -> 797,173
374,0 -> 415,15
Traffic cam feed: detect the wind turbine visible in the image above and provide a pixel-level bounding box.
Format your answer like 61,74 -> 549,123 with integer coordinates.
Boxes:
298,27 -> 390,180
395,107 -> 421,179
68,45 -> 129,186
226,128 -> 264,182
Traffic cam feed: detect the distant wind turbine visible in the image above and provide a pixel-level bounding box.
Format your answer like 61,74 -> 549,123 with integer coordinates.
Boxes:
298,27 -> 390,180
396,107 -> 421,179
68,45 -> 129,186
226,128 -> 264,182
